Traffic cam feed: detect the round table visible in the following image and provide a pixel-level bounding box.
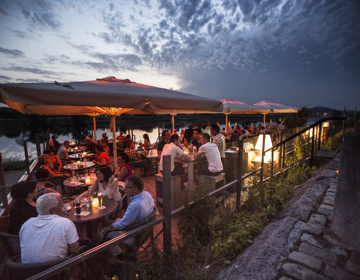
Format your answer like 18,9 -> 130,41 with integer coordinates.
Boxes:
63,161 -> 95,171
69,153 -> 94,159
63,176 -> 93,194
64,197 -> 118,240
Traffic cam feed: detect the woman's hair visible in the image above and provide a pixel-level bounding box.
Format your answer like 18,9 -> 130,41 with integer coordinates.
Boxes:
35,168 -> 50,182
118,152 -> 129,163
38,154 -> 48,165
143,134 -> 150,142
96,166 -> 113,182
96,145 -> 104,152
11,181 -> 37,200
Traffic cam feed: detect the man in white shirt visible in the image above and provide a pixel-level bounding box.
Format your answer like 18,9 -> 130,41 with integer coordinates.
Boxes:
195,133 -> 223,177
57,140 -> 70,160
20,193 -> 79,263
160,134 -> 191,176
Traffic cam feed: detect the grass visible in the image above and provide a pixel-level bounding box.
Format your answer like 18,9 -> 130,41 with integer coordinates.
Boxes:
2,157 -> 34,174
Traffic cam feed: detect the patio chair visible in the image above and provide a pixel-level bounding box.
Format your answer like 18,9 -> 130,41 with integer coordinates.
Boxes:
102,207 -> 159,257
0,215 -> 20,258
6,254 -> 73,280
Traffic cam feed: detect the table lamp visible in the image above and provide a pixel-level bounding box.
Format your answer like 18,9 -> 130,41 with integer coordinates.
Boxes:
92,197 -> 99,207
77,161 -> 81,167
255,134 -> 272,163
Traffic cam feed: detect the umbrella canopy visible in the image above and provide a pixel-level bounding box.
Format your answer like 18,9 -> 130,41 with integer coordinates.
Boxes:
253,101 -> 299,126
0,76 -> 223,169
0,76 -> 223,115
220,99 -> 270,130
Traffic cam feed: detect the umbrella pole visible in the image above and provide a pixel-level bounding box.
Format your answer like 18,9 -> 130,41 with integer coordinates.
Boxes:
263,114 -> 266,127
225,114 -> 229,132
111,115 -> 118,171
93,116 -> 97,141
171,114 -> 176,134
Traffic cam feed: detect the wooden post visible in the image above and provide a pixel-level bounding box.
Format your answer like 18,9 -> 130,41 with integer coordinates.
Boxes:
0,153 -> 7,211
24,140 -> 30,175
41,131 -> 46,151
260,132 -> 265,183
236,140 -> 243,212
318,123 -> 322,150
162,155 -> 172,257
35,133 -> 41,157
46,130 -> 50,150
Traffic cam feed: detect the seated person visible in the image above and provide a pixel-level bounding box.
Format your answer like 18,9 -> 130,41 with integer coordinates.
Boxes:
114,152 -> 133,182
20,193 -> 79,263
93,145 -> 111,166
189,128 -> 202,151
100,175 -> 155,260
160,134 -> 191,176
44,149 -> 62,172
85,133 -> 97,143
9,181 -> 38,235
48,135 -> 61,151
100,139 -> 110,155
125,140 -> 150,176
157,130 -> 171,157
142,134 -> 152,150
101,132 -> 108,143
75,166 -> 122,204
195,133 -> 223,177
38,154 -> 64,177
85,137 -> 98,153
116,131 -> 126,143
57,140 -> 70,160
35,168 -> 62,199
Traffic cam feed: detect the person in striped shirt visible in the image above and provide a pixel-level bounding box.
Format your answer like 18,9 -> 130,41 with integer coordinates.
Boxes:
210,123 -> 226,167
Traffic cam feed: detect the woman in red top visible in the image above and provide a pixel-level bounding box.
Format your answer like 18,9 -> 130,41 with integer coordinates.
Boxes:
93,145 -> 111,166
114,152 -> 133,181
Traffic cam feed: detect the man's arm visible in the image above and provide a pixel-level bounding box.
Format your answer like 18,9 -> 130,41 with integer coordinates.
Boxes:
113,202 -> 140,230
195,151 -> 204,160
68,241 -> 79,255
180,154 -> 191,161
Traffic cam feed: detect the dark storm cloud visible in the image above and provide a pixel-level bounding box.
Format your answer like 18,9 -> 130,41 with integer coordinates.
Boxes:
5,66 -> 56,75
0,8 -> 8,16
18,0 -> 62,31
0,47 -> 24,58
0,75 -> 11,82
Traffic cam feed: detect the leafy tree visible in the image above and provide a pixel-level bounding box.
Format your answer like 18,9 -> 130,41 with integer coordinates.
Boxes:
284,107 -> 309,129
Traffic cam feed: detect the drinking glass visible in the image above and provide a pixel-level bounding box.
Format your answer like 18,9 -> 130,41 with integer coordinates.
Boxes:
98,192 -> 103,208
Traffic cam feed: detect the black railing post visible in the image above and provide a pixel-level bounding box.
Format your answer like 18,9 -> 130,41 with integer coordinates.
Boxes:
24,140 -> 30,175
260,132 -> 265,183
310,127 -> 315,167
318,123 -> 322,150
162,155 -> 172,258
236,140 -> 243,212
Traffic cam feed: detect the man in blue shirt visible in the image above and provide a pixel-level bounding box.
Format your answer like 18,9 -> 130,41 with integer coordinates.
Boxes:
101,175 -> 155,260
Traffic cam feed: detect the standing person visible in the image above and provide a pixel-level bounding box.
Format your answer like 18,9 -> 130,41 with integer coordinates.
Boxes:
57,140 -> 70,160
210,123 -> 226,167
201,122 -> 211,137
9,181 -> 38,235
100,175 -> 155,262
195,133 -> 223,177
20,193 -> 79,263
157,130 -> 171,158
49,135 -> 61,151
93,145 -> 111,166
160,134 -> 191,176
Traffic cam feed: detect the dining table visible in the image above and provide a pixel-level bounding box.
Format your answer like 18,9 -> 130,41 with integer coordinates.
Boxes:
69,153 -> 95,159
63,161 -> 95,171
174,154 -> 205,198
63,196 -> 118,240
63,175 -> 94,194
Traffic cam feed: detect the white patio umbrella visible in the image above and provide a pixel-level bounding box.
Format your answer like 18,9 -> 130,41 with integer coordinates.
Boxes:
253,101 -> 299,127
0,76 -> 223,169
221,99 -> 269,130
